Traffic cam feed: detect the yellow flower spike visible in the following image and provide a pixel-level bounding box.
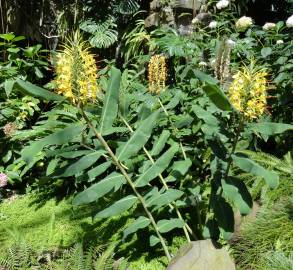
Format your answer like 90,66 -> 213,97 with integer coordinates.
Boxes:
148,55 -> 167,94
54,32 -> 98,104
228,64 -> 268,121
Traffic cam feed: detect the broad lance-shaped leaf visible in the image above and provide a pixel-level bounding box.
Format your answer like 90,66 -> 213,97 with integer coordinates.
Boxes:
202,83 -> 233,111
171,158 -> 192,175
99,67 -> 121,135
61,150 -> 104,177
150,235 -> 160,247
222,177 -> 252,215
87,161 -> 112,182
150,130 -> 171,156
73,172 -> 126,205
94,195 -> 137,219
116,110 -> 160,161
15,79 -> 65,101
193,69 -> 219,85
146,188 -> 184,209
212,196 -> 234,240
135,143 -> 179,187
21,124 -> 86,164
123,216 -> 150,240
157,219 -> 185,233
247,122 -> 293,136
232,154 -> 279,189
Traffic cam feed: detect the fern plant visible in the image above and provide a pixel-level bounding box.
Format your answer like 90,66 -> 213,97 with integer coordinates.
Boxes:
0,241 -> 35,270
80,17 -> 118,49
49,243 -> 123,270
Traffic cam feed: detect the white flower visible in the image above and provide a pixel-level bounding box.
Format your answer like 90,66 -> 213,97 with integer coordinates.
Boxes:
226,39 -> 236,48
286,15 -> 293,28
210,59 -> 216,67
199,61 -> 208,67
263,22 -> 276,30
216,0 -> 229,9
276,40 -> 284,45
236,16 -> 253,31
209,21 -> 218,29
192,17 -> 199,24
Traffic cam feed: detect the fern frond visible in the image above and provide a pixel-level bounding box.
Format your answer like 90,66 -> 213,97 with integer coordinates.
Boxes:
80,18 -> 118,49
94,244 -> 115,270
115,0 -> 140,15
239,150 -> 293,174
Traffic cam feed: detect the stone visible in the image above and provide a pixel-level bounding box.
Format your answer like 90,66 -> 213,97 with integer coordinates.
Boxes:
176,0 -> 201,10
167,240 -> 236,270
145,13 -> 160,28
150,0 -> 162,11
196,12 -> 213,25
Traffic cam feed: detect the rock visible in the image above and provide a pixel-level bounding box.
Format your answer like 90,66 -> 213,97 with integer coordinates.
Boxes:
176,0 -> 201,10
145,13 -> 160,28
196,12 -> 213,25
150,0 -> 162,11
167,240 -> 235,270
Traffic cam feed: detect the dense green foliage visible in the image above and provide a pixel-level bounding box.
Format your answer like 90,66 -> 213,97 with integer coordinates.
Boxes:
0,0 -> 292,268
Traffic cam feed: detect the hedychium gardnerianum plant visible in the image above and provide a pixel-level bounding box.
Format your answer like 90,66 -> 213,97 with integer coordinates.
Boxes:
54,33 -> 175,260
193,62 -> 293,240
15,34 -> 196,261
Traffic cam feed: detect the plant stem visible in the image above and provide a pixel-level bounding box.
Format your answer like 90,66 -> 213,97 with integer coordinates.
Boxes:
80,106 -> 172,261
158,98 -> 187,160
224,116 -> 244,181
120,114 -> 196,241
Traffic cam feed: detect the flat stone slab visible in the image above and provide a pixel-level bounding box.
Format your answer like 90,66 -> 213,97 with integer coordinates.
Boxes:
167,240 -> 235,270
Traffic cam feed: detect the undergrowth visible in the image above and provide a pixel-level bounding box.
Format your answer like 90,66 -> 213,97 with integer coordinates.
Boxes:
231,197 -> 293,269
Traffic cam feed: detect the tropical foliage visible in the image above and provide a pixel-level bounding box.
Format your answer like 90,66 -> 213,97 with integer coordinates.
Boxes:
0,0 -> 292,269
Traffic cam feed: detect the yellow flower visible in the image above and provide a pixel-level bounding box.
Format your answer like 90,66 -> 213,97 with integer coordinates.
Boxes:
148,55 -> 167,94
54,32 -> 98,104
228,64 -> 268,120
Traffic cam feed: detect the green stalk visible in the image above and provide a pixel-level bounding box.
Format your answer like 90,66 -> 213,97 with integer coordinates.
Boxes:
223,116 -> 244,181
120,114 -> 196,241
80,106 -> 172,261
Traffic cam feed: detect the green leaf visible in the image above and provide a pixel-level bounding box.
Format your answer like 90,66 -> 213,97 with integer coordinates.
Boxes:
94,195 -> 137,219
99,67 -> 121,134
87,161 -> 112,181
73,172 -> 126,205
212,196 -> 234,240
116,110 -> 160,161
21,124 -> 85,164
15,80 -> 65,101
0,33 -> 15,41
248,122 -> 293,136
62,151 -> 104,177
123,216 -> 150,239
150,130 -> 170,156
203,219 -> 220,239
157,219 -> 185,233
4,80 -> 15,97
150,235 -> 160,247
202,84 -> 233,111
232,154 -> 279,189
46,158 -> 60,176
222,177 -> 252,215
135,143 -> 179,187
171,159 -> 192,175
194,70 -> 219,85
146,189 -> 184,209
261,47 -> 272,58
